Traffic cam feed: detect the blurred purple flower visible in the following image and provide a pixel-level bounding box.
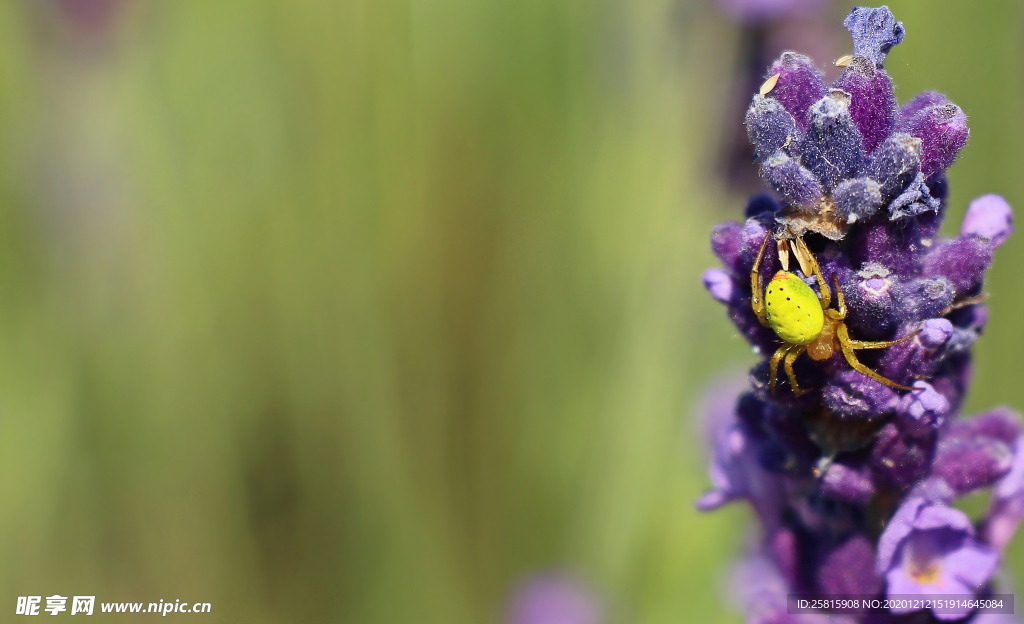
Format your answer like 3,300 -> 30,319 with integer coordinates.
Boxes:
504,573 -> 602,624
715,0 -> 823,24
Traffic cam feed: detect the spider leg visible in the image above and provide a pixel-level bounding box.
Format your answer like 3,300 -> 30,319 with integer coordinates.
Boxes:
768,344 -> 789,396
750,234 -> 771,327
783,344 -> 810,396
831,273 -> 846,319
794,236 -> 831,311
843,329 -> 920,350
939,292 -> 989,317
836,323 -> 914,391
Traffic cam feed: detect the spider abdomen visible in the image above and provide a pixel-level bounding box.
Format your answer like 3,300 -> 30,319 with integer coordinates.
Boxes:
764,271 -> 825,345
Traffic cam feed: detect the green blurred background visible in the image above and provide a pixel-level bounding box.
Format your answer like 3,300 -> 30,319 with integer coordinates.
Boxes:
0,0 -> 1020,622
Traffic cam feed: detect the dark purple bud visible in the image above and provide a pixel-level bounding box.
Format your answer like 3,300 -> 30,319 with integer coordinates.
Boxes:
761,151 -> 824,208
703,268 -> 734,304
878,320 -> 953,387
899,276 -> 956,320
820,461 -> 875,504
934,421 -> 1014,496
728,303 -> 779,360
801,90 -> 864,192
962,194 -> 1014,248
846,220 -> 919,277
823,368 -> 898,419
899,91 -> 949,126
733,390 -> 766,429
832,177 -> 883,224
745,95 -> 801,162
923,236 -> 993,295
867,133 -> 922,201
896,381 -> 949,438
816,534 -> 883,596
744,193 -> 781,219
765,52 -> 827,130
844,6 -> 905,68
902,102 -> 970,178
886,172 -> 940,220
839,263 -> 898,340
872,422 -> 935,487
710,221 -> 743,271
832,56 -> 897,153
738,217 -> 773,277
918,318 -> 953,348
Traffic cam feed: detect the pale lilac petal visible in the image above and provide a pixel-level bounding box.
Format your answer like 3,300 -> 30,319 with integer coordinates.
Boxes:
913,505 -> 974,535
877,498 -> 926,572
943,541 -> 999,588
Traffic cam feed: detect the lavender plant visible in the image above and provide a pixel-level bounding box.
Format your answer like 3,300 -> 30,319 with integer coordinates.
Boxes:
700,6 -> 1021,622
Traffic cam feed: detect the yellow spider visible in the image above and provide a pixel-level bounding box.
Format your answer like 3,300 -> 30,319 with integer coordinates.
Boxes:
750,235 -> 918,396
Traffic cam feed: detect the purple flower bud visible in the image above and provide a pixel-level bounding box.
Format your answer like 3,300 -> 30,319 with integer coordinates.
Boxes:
897,381 -> 949,438
820,461 -> 875,504
899,91 -> 950,125
710,221 -> 743,271
823,368 -> 898,420
923,236 -> 994,295
746,95 -> 801,162
878,320 -> 954,387
872,422 -> 935,487
697,415 -> 784,529
845,220 -> 919,278
761,151 -> 824,208
801,91 -> 865,192
918,318 -> 953,348
838,263 -> 898,340
899,276 -> 956,320
984,437 -> 1024,550
844,6 -> 905,68
744,193 -> 781,219
867,133 -> 922,201
703,268 -> 735,304
902,102 -> 970,178
739,217 -> 771,269
962,194 -> 1014,248
832,57 -> 897,153
878,499 -> 998,619
816,534 -> 883,595
765,52 -> 827,131
933,420 -> 1014,496
504,574 -> 602,624
956,408 -> 1023,445
832,177 -> 883,224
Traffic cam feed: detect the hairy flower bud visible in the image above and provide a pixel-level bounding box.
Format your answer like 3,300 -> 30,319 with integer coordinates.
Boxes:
765,52 -> 827,130
761,151 -> 823,208
801,91 -> 864,192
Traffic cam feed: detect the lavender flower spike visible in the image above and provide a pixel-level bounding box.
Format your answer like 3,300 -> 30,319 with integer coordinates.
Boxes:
701,7 -> 1021,623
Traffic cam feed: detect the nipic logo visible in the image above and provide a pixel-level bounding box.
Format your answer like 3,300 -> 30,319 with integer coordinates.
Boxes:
17,595 -> 209,616
16,596 -> 93,616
